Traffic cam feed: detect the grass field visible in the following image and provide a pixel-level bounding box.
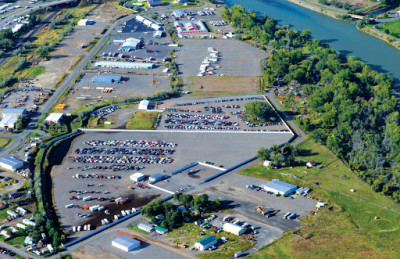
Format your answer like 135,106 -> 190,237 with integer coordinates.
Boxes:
239,138 -> 400,258
126,111 -> 160,130
87,117 -> 114,129
377,19 -> 400,38
166,223 -> 255,259
26,66 -> 45,78
0,137 -> 14,150
6,235 -> 25,247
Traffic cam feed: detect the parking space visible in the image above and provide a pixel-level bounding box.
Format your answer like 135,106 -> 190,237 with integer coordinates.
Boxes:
157,96 -> 289,132
176,39 -> 267,77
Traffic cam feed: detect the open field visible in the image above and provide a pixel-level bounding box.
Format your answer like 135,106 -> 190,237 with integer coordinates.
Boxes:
377,19 -> 400,38
126,111 -> 161,130
238,138 -> 400,258
186,76 -> 260,97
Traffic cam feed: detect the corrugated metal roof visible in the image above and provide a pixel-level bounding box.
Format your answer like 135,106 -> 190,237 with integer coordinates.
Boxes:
112,235 -> 140,247
265,179 -> 297,193
2,108 -> 26,115
92,74 -> 122,82
0,156 -> 23,167
197,236 -> 216,246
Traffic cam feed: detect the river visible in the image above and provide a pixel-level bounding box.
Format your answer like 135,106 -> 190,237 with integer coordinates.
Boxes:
224,0 -> 400,82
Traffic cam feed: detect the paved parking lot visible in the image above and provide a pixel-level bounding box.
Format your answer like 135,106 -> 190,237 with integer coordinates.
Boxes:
176,39 -> 267,77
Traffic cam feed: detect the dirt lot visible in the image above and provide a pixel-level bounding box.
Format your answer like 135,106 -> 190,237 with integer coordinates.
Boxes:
186,76 -> 260,97
339,0 -> 367,8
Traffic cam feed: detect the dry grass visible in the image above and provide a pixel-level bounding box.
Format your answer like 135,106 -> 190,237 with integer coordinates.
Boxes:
68,55 -> 85,72
187,76 -> 260,97
54,73 -> 69,89
70,246 -> 122,259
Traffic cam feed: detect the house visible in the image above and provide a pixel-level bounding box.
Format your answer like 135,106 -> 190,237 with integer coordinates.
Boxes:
264,179 -> 297,196
112,235 -> 141,252
16,207 -> 27,215
177,205 -> 186,212
130,172 -> 145,182
45,113 -> 63,124
0,156 -> 24,171
147,0 -> 163,7
138,222 -> 153,232
138,100 -> 150,110
154,225 -> 168,234
92,74 -> 122,83
306,161 -> 317,167
7,210 -> 18,218
223,223 -> 245,236
194,236 -> 217,251
155,214 -> 165,221
22,219 -> 36,226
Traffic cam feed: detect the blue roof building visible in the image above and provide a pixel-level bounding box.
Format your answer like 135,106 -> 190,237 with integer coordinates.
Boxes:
264,179 -> 297,196
92,74 -> 122,83
194,236 -> 217,251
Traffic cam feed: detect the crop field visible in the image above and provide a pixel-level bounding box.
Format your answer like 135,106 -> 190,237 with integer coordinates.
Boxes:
240,138 -> 400,258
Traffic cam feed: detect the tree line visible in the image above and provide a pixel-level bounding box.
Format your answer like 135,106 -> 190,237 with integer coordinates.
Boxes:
223,5 -> 400,203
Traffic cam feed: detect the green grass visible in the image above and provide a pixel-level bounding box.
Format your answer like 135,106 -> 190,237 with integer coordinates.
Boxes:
166,223 -> 255,258
26,66 -> 45,78
129,224 -> 150,235
118,103 -> 138,109
377,19 -> 400,38
171,2 -> 202,8
0,205 -> 15,220
0,137 -> 14,149
240,138 -> 400,258
126,111 -> 160,130
6,235 -> 25,247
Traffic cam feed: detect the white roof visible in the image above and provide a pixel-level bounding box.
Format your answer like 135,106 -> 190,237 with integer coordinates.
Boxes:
0,156 -> 23,167
130,172 -> 144,180
45,113 -> 63,123
112,235 -> 140,248
138,100 -> 149,110
0,116 -> 18,126
264,179 -> 297,193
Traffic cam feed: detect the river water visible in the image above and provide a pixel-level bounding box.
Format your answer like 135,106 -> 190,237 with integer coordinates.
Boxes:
224,0 -> 400,82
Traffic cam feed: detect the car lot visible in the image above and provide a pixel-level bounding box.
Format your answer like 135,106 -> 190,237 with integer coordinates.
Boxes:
176,39 -> 267,77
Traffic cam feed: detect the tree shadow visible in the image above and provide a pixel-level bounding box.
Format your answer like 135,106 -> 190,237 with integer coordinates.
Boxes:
297,149 -> 319,157
221,200 -> 240,209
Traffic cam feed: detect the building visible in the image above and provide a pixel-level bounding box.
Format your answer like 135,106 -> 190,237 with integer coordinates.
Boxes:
78,19 -> 94,26
154,225 -> 168,234
264,179 -> 297,196
149,173 -> 166,182
306,161 -> 317,167
9,192 -> 21,199
16,207 -> 27,215
172,9 -> 187,18
153,30 -> 163,38
121,38 -> 141,51
147,0 -> 163,7
135,15 -> 163,30
2,107 -> 26,117
137,222 -> 153,232
56,104 -> 66,110
130,172 -> 145,182
0,203 -> 7,210
92,74 -> 122,83
45,113 -> 63,124
194,236 -> 217,251
112,235 -> 141,252
175,20 -> 208,35
7,210 -> 18,218
263,160 -> 272,167
0,116 -> 19,129
94,61 -> 154,69
22,219 -> 36,226
0,156 -> 24,171
138,100 -> 149,110
223,223 -> 245,236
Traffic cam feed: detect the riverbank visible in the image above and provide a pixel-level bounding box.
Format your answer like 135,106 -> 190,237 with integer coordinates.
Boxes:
359,25 -> 400,51
285,0 -> 344,19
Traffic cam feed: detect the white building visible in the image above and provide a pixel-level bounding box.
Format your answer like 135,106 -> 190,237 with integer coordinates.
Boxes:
194,236 -> 217,251
22,219 -> 36,227
112,235 -> 141,252
138,222 -> 153,232
263,179 -> 297,196
7,210 -> 18,218
149,173 -> 166,182
263,160 -> 272,167
0,157 -> 24,172
2,107 -> 26,117
0,116 -> 19,129
16,207 -> 27,215
45,113 -> 63,124
78,19 -> 94,26
138,100 -> 150,110
130,172 -> 145,182
223,223 -> 245,236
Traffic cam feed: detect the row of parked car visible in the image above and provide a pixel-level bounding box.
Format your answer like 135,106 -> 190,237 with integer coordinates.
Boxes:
75,147 -> 175,155
84,139 -> 177,148
72,173 -> 122,179
0,247 -> 15,256
165,113 -> 229,120
71,155 -> 174,164
91,105 -> 119,118
70,165 -> 145,172
163,125 -> 240,131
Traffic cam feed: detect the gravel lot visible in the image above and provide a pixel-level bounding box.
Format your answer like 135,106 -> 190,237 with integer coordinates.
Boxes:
176,39 -> 267,77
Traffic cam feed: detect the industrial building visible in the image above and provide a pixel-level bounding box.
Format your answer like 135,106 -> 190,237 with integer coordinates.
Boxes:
135,15 -> 163,31
0,156 -> 24,172
153,31 -> 163,38
92,74 -> 122,83
0,116 -> 19,129
175,20 -> 208,35
112,235 -> 141,252
45,113 -> 63,124
194,236 -> 217,251
121,38 -> 142,51
147,0 -> 163,7
138,222 -> 153,232
130,172 -> 145,182
264,179 -> 297,196
138,100 -> 149,110
94,61 -> 154,69
172,9 -> 187,18
2,107 -> 26,117
223,223 -> 245,236
149,173 -> 167,182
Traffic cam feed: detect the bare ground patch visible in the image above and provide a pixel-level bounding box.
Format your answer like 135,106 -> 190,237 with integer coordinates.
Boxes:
71,246 -> 122,259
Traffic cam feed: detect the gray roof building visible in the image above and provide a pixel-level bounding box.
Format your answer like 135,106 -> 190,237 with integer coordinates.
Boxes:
264,179 -> 297,196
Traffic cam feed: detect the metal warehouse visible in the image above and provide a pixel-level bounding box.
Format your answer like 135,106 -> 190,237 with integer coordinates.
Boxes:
149,173 -> 167,183
194,236 -> 217,251
138,222 -> 153,232
94,61 -> 154,69
121,38 -> 141,51
112,235 -> 140,252
0,156 -> 24,172
92,74 -> 122,83
130,172 -> 145,182
263,179 -> 297,196
175,20 -> 208,35
223,223 -> 245,236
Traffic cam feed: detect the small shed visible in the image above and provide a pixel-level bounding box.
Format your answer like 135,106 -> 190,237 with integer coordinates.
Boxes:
130,172 -> 145,182
112,235 -> 141,252
306,161 -> 317,167
263,160 -> 272,167
45,113 -> 63,124
223,223 -> 245,236
56,104 -> 66,110
154,225 -> 168,234
138,100 -> 150,110
194,236 -> 217,251
138,222 -> 153,233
